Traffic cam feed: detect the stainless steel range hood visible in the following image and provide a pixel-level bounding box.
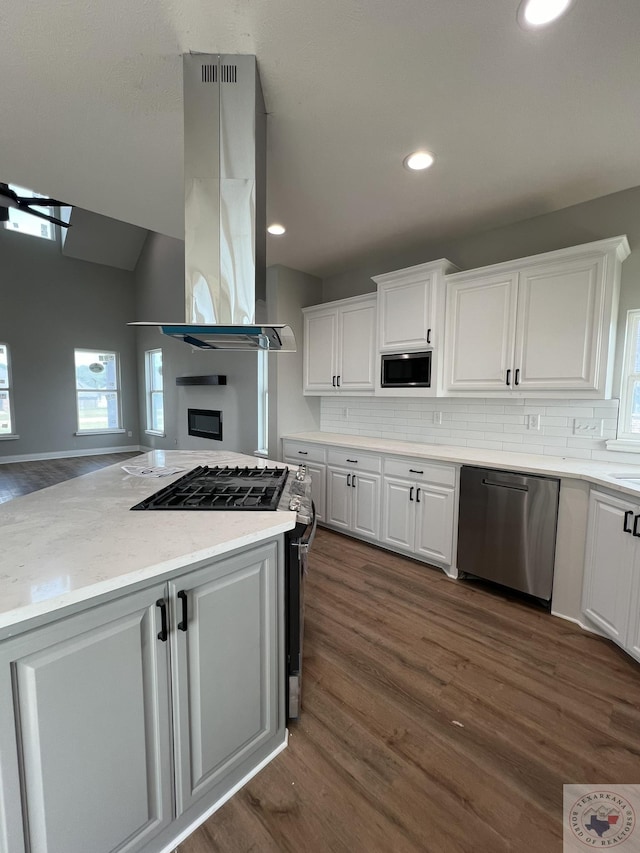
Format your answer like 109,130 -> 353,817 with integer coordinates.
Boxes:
131,53 -> 295,352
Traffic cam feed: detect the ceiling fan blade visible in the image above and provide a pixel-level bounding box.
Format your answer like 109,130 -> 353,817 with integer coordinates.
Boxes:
16,202 -> 70,229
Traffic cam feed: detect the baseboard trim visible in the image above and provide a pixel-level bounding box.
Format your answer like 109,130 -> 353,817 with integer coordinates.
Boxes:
550,609 -> 604,637
156,735 -> 288,853
0,445 -> 144,465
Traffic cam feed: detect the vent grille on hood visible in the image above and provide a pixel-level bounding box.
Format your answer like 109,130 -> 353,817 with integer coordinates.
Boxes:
130,53 -> 295,353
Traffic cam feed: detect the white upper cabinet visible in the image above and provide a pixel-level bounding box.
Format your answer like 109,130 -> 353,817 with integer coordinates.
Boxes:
443,236 -> 630,397
372,259 -> 459,396
303,295 -> 376,395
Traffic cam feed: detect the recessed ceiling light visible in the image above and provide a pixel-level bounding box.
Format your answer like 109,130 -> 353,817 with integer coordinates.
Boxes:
267,223 -> 286,236
403,150 -> 435,171
517,0 -> 574,28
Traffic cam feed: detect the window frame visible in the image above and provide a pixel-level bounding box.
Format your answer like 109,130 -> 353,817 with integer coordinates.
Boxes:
74,348 -> 124,435
144,348 -> 165,436
616,309 -> 640,443
2,184 -> 57,242
0,342 -> 17,439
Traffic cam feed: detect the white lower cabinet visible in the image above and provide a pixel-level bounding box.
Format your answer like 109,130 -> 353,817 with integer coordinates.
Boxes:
326,450 -> 381,540
582,490 -> 640,662
0,541 -> 283,853
282,440 -> 327,522
381,458 -> 456,567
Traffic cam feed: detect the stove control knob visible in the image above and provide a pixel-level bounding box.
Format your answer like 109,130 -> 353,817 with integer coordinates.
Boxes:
289,496 -> 302,512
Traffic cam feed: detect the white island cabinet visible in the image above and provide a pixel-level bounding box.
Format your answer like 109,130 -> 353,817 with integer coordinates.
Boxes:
582,489 -> 640,662
0,450 -> 291,853
443,236 -> 630,397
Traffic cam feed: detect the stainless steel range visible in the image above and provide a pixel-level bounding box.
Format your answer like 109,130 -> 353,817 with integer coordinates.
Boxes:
131,464 -> 315,720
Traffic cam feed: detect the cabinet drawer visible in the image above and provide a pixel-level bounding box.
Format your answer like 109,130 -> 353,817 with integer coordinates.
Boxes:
384,457 -> 456,487
327,449 -> 382,473
282,441 -> 327,464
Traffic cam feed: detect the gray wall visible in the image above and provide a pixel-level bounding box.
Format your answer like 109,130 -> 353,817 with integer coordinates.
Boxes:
0,226 -> 139,461
134,232 -> 259,455
266,265 -> 323,458
322,183 -> 640,397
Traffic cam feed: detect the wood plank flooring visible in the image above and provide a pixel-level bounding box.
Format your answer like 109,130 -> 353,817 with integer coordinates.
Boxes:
0,451 -> 143,503
180,528 -> 640,853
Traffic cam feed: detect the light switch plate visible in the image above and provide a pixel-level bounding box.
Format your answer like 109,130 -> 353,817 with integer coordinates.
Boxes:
573,418 -> 603,436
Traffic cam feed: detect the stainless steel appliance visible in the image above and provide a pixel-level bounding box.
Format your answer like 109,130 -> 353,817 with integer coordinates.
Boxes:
457,465 -> 560,601
381,351 -> 432,388
131,464 -> 316,719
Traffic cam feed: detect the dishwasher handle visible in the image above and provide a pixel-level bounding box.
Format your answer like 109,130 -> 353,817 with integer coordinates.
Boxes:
481,478 -> 529,492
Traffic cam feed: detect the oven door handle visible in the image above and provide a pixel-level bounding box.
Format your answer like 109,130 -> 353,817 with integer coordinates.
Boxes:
297,502 -> 317,556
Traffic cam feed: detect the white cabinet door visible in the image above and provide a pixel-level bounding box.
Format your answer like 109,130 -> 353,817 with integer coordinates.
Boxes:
303,308 -> 338,392
414,485 -> 455,565
582,491 -> 636,645
0,585 -> 173,853
326,467 -> 351,530
170,542 -> 280,815
381,477 -> 415,551
338,300 -> 376,391
515,256 -> 603,391
351,471 -> 381,539
444,272 -> 518,392
626,547 -> 640,664
306,461 -> 326,522
378,277 -> 433,351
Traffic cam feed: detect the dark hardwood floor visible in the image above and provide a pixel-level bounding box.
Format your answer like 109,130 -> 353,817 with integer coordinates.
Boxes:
180,528 -> 640,853
0,451 -> 143,503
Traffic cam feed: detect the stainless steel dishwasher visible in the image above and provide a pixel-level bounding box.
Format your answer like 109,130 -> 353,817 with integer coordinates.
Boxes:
457,466 -> 560,601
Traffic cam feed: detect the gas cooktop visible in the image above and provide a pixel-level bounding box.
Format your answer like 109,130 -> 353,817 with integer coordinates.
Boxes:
131,465 -> 289,511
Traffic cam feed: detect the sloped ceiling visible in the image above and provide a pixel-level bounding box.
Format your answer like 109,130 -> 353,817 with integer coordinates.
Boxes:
2,0 -> 640,278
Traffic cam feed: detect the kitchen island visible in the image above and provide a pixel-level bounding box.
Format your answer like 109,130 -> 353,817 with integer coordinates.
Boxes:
0,450 -> 296,853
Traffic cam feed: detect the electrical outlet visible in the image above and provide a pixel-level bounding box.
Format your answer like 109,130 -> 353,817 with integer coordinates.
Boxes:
433,411 -> 442,425
573,418 -> 603,436
127,430 -> 132,437
527,414 -> 540,431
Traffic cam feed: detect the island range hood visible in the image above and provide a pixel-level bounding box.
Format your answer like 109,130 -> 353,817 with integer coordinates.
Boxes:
130,53 -> 295,352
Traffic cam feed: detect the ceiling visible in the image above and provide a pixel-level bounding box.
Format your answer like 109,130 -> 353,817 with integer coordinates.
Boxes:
3,1 -> 640,280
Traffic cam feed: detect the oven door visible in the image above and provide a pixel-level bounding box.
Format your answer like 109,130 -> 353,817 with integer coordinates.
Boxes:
286,503 -> 317,720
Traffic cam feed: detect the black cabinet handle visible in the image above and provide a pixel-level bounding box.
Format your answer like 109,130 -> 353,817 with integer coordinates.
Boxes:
634,515 -> 640,538
624,510 -> 634,533
515,368 -> 520,386
298,450 -> 308,455
506,369 -> 511,386
409,468 -> 423,474
409,486 -> 414,501
346,458 -> 358,463
177,590 -> 188,632
332,375 -> 336,387
156,598 -> 168,642
346,473 -> 351,487
427,328 -> 431,345
416,488 -> 421,503
352,474 -> 356,488
337,375 -> 341,387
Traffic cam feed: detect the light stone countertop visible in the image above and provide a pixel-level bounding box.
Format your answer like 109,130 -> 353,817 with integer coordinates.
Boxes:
283,431 -> 640,497
0,450 -> 296,637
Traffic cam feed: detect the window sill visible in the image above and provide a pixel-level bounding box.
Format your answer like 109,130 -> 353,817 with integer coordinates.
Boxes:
605,439 -> 640,454
145,430 -> 165,437
0,434 -> 20,441
75,429 -> 126,436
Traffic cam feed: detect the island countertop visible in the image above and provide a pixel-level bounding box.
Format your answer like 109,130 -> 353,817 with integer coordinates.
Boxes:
0,450 -> 296,637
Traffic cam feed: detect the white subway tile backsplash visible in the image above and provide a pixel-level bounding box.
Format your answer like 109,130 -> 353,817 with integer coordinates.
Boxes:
319,396 -> 621,461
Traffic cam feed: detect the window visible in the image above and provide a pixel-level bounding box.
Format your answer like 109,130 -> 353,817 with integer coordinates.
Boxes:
74,349 -> 122,433
3,184 -> 56,241
257,349 -> 268,455
0,343 -> 15,436
617,309 -> 640,442
145,349 -> 164,434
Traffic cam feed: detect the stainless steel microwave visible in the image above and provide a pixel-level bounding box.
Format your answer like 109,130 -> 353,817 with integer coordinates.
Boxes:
381,351 -> 432,388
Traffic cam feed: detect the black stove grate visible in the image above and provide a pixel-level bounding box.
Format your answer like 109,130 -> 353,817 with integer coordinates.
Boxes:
131,465 -> 289,511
